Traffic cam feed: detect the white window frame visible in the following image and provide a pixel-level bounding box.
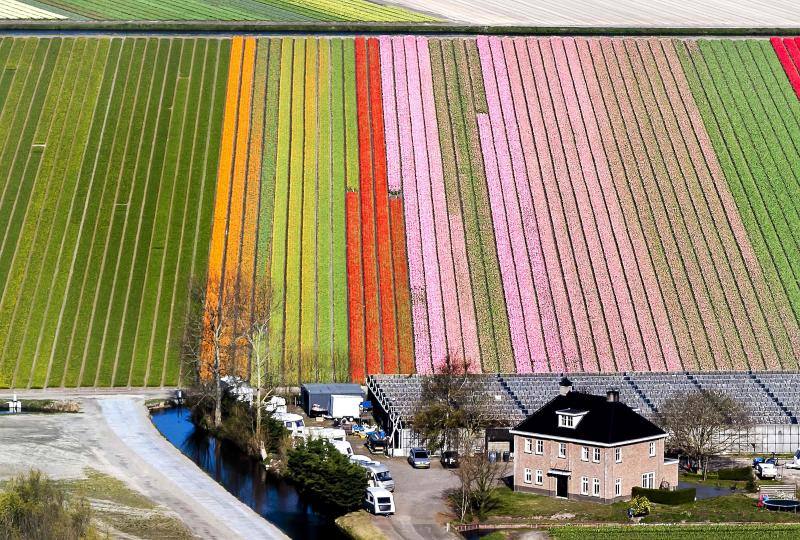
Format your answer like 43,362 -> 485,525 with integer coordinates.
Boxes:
559,414 -> 574,428
615,447 -> 622,463
535,439 -> 544,455
649,441 -> 656,457
615,478 -> 622,497
592,478 -> 600,497
524,468 -> 532,484
558,442 -> 567,458
535,469 -> 543,485
581,476 -> 589,495
593,447 -> 601,463
581,446 -> 589,461
642,471 -> 655,489
524,438 -> 532,454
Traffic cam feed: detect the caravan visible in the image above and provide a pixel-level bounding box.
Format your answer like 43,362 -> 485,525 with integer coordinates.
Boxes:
274,412 -> 306,438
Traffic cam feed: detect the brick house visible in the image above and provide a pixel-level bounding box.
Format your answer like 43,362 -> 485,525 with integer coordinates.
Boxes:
510,378 -> 678,503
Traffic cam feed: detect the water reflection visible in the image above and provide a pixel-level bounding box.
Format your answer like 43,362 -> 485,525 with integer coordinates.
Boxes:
151,407 -> 346,540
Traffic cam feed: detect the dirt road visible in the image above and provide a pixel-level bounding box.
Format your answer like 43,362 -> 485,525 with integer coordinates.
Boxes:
0,393 -> 287,539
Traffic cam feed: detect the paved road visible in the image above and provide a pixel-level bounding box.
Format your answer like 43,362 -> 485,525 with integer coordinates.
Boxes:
0,395 -> 288,539
382,0 -> 800,26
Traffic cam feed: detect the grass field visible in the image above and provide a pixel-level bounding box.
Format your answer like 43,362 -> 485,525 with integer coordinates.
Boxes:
2,36 -> 800,387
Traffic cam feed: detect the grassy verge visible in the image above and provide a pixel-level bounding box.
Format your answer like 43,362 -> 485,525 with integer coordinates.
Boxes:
335,510 -> 387,540
549,524 -> 800,539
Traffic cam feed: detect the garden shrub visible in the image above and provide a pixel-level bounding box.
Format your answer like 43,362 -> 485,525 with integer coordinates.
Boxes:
718,466 -> 753,481
631,486 -> 696,505
628,495 -> 652,517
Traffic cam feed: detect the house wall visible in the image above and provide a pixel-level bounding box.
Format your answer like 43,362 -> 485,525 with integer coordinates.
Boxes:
513,436 -> 677,503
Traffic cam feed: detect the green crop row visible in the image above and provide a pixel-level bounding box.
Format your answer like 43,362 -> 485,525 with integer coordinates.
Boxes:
678,41 -> 800,332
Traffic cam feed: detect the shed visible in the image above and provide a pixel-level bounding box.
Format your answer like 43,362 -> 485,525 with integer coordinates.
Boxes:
301,383 -> 363,416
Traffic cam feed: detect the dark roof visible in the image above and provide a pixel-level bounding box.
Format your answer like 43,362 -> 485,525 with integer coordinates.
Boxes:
512,391 -> 666,445
301,383 -> 363,395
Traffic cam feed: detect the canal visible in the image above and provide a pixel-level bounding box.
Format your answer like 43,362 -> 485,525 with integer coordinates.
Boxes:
150,407 -> 347,540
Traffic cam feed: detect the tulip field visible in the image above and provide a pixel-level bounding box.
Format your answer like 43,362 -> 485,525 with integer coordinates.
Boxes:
12,0 -> 434,21
2,35 -> 800,387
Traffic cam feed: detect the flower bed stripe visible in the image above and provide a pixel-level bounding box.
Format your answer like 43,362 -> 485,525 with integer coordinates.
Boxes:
202,37 -> 242,377
770,37 -> 800,100
575,38 -> 679,371
355,37 -> 381,375
389,196 -> 414,374
428,38 -> 480,372
453,39 -> 514,373
391,36 -> 431,373
420,37 -> 470,370
346,189 -> 366,381
613,42 -> 730,369
656,39 -> 776,370
269,39 -> 294,383
368,37 -> 399,374
300,38 -> 318,380
404,36 -> 447,371
317,38 -> 334,382
526,38 -> 602,372
330,37 -> 350,381
491,37 -> 556,373
560,37 -> 653,372
284,38 -> 306,383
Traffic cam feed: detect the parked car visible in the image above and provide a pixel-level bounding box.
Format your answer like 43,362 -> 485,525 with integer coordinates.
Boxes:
364,487 -> 394,516
757,462 -> 777,479
359,462 -> 395,492
407,447 -> 430,469
366,432 -> 389,454
440,450 -> 460,469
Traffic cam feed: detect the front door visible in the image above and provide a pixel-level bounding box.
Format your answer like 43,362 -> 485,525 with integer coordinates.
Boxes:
556,475 -> 568,498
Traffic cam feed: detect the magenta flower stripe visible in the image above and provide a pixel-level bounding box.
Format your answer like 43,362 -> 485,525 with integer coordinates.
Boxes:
559,37 -> 650,372
539,37 -> 619,372
511,37 -> 581,373
417,37 -> 471,369
476,112 -> 532,369
494,37 -> 561,372
478,36 -> 538,373
379,36 -> 402,194
390,36 -> 432,373
404,36 -> 448,370
525,37 -> 599,372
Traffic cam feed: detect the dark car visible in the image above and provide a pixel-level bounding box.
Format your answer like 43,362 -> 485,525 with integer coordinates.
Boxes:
440,450 -> 460,468
407,447 -> 431,469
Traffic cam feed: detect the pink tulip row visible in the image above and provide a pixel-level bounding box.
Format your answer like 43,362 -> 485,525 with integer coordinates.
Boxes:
576,38 -> 680,372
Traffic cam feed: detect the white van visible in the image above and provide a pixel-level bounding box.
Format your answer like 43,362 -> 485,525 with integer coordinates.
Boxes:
274,412 -> 306,438
332,440 -> 353,457
359,462 -> 395,492
364,487 -> 394,516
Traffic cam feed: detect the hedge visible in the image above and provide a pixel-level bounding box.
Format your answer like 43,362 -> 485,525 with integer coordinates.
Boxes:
718,466 -> 753,481
631,486 -> 696,505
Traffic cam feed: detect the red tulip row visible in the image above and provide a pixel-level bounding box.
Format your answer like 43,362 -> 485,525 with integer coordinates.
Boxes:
771,37 -> 800,100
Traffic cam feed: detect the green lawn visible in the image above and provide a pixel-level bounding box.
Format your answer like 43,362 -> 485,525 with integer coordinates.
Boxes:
549,524 -> 800,539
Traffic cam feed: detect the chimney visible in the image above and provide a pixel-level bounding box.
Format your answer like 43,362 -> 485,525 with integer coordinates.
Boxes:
559,377 -> 573,396
607,389 -> 620,403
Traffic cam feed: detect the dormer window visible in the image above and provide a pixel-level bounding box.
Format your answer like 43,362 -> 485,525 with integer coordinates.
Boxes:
556,408 -> 587,429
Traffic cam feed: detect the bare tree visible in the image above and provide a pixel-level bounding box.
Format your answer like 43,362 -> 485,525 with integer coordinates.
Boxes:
180,275 -> 237,428
451,453 -> 507,522
659,390 -> 752,480
412,355 -> 491,456
235,280 -> 274,454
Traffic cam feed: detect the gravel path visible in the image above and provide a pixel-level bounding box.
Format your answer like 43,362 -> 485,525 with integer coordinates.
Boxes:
0,394 -> 287,539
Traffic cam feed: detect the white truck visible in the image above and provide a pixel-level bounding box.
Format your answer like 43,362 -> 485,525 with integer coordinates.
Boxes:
328,394 -> 361,420
274,412 -> 306,438
757,461 -> 778,479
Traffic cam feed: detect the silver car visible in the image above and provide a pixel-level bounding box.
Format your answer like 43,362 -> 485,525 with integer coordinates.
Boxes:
407,447 -> 431,469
